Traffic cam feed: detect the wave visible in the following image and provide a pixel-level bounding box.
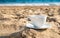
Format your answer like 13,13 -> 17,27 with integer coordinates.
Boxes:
0,2 -> 60,6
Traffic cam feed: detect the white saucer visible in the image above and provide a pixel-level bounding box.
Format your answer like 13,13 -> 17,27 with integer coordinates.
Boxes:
26,23 -> 51,29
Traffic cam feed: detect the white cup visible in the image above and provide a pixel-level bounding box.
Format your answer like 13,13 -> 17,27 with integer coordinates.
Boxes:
28,15 -> 47,28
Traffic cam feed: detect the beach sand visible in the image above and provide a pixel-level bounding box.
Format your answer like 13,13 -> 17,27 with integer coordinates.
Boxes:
0,6 -> 60,38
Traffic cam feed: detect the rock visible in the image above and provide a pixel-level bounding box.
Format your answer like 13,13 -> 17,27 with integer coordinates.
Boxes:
48,12 -> 54,16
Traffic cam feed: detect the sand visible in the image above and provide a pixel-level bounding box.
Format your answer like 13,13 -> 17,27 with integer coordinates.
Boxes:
0,6 -> 60,38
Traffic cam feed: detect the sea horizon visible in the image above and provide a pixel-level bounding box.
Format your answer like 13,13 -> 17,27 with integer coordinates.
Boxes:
0,0 -> 60,6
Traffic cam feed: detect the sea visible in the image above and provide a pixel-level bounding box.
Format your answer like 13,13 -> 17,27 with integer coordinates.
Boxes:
0,0 -> 60,6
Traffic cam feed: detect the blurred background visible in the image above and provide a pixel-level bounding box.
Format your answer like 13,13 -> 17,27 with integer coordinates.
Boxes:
0,0 -> 60,3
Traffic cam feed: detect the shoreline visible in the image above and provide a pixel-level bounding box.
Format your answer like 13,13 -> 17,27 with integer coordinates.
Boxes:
0,3 -> 60,6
